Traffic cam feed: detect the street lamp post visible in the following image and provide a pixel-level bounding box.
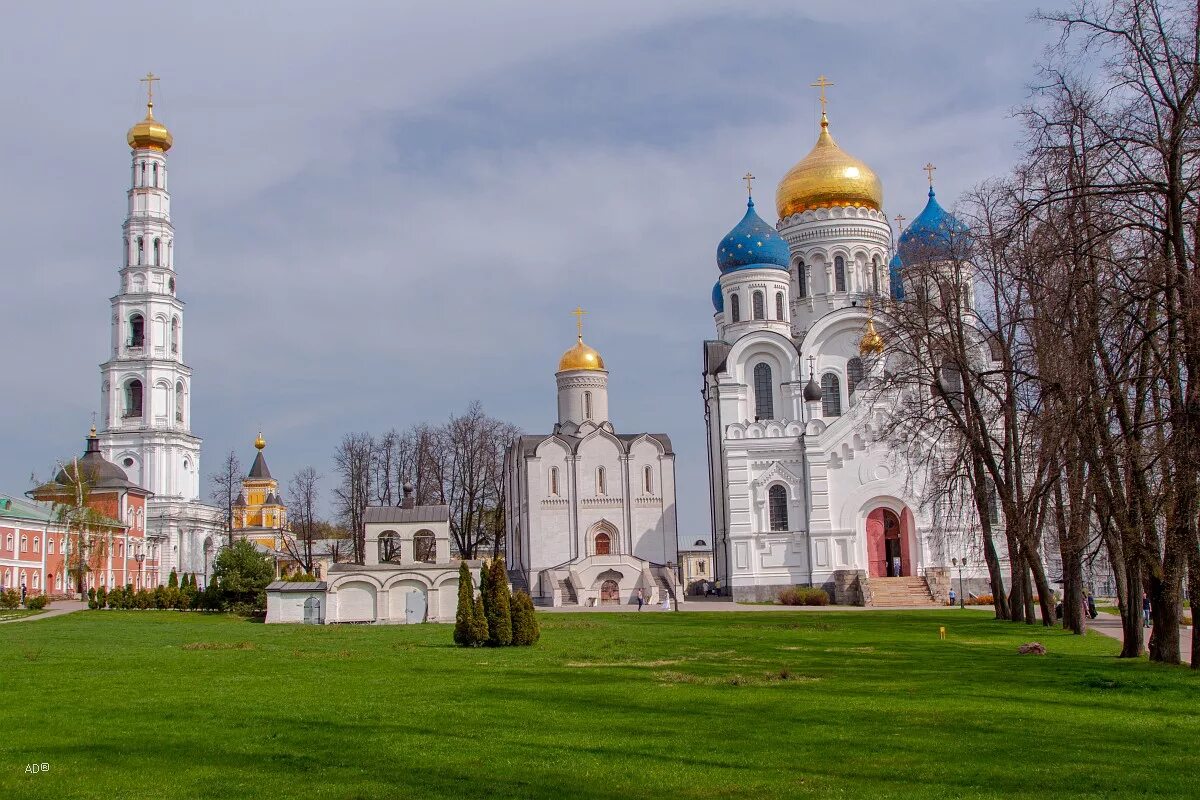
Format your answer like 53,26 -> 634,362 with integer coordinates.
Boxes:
952,557 -> 967,609
134,552 -> 145,590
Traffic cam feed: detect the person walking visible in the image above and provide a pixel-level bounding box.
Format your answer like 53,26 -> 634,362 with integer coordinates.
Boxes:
636,588 -> 644,612
948,588 -> 956,607
1142,592 -> 1152,628
1086,591 -> 1097,620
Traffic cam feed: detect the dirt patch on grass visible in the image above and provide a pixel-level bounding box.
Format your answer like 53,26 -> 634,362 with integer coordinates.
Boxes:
567,658 -> 682,668
182,641 -> 255,651
656,668 -> 820,687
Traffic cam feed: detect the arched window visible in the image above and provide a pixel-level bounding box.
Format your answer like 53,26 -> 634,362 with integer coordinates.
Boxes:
152,163 -> 159,186
125,380 -> 143,418
752,291 -> 765,320
821,373 -> 842,417
835,256 -> 847,292
768,485 -> 788,531
171,317 -> 179,354
32,573 -> 39,590
797,260 -> 807,298
730,293 -> 741,322
775,292 -> 785,320
136,237 -> 144,265
140,162 -> 146,184
129,314 -> 145,347
549,467 -> 559,496
847,357 -> 865,396
153,238 -> 161,266
643,465 -> 653,494
33,537 -> 40,553
413,530 -> 436,563
596,467 -> 607,496
47,538 -> 54,554
753,363 -> 774,420
21,535 -> 28,552
872,256 -> 881,294
584,391 -> 593,420
175,381 -> 185,422
594,531 -> 611,555
5,534 -> 11,551
379,530 -> 401,563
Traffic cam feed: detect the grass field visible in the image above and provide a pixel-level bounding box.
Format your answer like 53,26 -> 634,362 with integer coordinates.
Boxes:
1,610 -> 1195,799
0,609 -> 43,623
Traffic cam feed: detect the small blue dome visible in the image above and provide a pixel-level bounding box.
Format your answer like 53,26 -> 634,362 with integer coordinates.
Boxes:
717,197 -> 790,274
889,252 -> 905,301
712,280 -> 724,312
898,186 -> 969,261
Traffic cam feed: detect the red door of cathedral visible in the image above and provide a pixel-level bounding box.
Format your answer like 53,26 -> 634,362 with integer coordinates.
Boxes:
600,580 -> 619,604
866,509 -> 887,577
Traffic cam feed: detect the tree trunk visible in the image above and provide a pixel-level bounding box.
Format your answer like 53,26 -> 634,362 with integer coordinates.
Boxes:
983,532 -> 1010,620
1022,565 -> 1036,625
1008,542 -> 1028,623
1146,571 -> 1182,665
1062,548 -> 1085,635
1118,568 -> 1143,658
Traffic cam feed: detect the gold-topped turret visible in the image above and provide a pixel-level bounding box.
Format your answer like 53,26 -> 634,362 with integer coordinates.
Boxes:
126,73 -> 173,152
557,306 -> 606,372
859,299 -> 885,356
254,431 -> 266,451
775,76 -> 882,219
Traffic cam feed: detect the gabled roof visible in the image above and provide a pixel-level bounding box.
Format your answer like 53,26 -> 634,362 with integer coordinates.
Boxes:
519,432 -> 674,457
364,505 -> 450,524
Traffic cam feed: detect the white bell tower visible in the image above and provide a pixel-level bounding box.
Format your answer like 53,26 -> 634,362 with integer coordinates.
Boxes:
97,74 -> 201,503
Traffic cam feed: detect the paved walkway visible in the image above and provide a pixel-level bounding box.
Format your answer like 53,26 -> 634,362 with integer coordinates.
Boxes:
0,600 -> 87,625
544,599 -> 973,613
1088,612 -> 1192,665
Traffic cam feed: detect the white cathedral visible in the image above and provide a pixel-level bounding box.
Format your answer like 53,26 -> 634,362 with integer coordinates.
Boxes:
504,316 -> 680,607
94,81 -> 223,581
704,100 -> 971,605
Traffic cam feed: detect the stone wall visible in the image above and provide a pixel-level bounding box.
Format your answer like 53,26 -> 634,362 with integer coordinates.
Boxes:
829,569 -> 866,606
925,567 -> 950,604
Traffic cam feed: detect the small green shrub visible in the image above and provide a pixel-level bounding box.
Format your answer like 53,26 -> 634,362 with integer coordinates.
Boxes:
778,586 -> 830,606
96,586 -> 108,609
168,570 -> 178,588
87,588 -> 98,609
0,589 -> 20,610
510,590 -> 540,646
24,594 -> 49,610
454,562 -> 483,647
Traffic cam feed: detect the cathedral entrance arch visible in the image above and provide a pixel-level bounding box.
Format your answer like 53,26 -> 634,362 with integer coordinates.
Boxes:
600,579 -> 620,604
866,507 -> 911,577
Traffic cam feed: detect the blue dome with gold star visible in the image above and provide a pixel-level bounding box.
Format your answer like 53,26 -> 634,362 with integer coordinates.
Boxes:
712,280 -> 724,312
717,197 -> 790,273
898,186 -> 968,261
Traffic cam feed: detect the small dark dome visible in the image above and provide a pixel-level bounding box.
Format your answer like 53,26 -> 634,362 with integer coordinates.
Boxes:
803,378 -> 823,402
55,433 -> 137,490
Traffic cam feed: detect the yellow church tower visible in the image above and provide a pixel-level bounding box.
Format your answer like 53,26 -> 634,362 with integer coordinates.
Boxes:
232,432 -> 288,550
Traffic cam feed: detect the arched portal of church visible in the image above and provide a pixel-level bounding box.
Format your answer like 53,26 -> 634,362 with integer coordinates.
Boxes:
600,579 -> 620,604
866,507 -> 912,577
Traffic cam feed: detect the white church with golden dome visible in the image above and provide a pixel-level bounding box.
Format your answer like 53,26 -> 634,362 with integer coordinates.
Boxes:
503,311 -> 681,607
704,82 -> 967,605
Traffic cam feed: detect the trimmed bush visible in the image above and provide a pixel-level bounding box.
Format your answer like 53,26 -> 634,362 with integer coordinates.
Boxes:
510,590 -> 540,646
0,589 -> 20,610
454,562 -> 484,647
24,594 -> 49,610
97,586 -> 108,609
968,594 -> 994,606
485,557 -> 513,647
778,586 -> 830,606
470,595 -> 489,645
167,570 -> 179,588
87,588 -> 98,609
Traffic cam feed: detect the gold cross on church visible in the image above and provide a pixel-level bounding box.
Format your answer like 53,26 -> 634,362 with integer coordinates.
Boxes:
923,162 -> 937,187
140,72 -> 160,106
572,305 -> 587,339
810,75 -> 834,115
894,213 -> 906,231
743,172 -> 755,197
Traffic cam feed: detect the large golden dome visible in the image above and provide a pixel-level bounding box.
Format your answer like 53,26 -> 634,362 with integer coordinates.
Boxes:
776,115 -> 882,219
558,336 -> 605,372
127,102 -> 173,152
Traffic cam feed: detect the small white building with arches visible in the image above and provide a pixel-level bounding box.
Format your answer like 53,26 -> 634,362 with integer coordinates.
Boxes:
504,320 -> 681,607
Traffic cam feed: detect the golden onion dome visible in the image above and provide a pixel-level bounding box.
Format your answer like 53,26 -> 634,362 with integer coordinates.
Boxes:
127,102 -> 173,152
776,114 -> 882,219
254,431 -> 266,450
558,336 -> 605,372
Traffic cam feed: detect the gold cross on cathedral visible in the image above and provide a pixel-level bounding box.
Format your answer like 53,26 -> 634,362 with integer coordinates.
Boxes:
810,75 -> 834,115
923,162 -> 937,187
894,213 -> 906,231
572,305 -> 587,339
743,172 -> 755,197
140,72 -> 160,108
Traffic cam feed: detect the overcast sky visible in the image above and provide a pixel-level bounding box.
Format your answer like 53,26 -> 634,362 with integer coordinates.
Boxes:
0,0 -> 1056,538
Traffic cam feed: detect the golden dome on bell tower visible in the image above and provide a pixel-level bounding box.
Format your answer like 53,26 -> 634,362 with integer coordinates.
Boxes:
557,306 -> 606,372
126,72 -> 173,152
775,77 -> 882,219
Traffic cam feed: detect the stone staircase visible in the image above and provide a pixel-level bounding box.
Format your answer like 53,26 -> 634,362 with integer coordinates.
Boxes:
508,570 -> 530,594
557,578 -> 577,606
868,576 -> 936,607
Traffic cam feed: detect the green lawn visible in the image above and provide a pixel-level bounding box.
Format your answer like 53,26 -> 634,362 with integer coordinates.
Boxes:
0,609 -> 43,622
1,610 -> 1195,799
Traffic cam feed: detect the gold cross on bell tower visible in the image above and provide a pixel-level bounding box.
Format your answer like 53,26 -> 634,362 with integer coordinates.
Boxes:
743,172 -> 755,198
923,162 -> 937,187
572,305 -> 587,340
140,72 -> 160,105
810,75 -> 834,118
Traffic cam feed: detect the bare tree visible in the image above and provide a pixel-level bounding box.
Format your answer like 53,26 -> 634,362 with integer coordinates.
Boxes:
285,466 -> 322,575
333,433 -> 374,563
441,403 -> 520,559
208,449 -> 242,548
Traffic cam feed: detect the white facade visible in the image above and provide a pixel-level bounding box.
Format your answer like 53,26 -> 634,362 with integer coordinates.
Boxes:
504,338 -> 681,607
96,102 -> 222,583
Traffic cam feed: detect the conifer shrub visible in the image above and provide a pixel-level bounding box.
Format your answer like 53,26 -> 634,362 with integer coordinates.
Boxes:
470,595 -> 489,644
86,588 -> 98,609
454,562 -> 483,647
97,586 -> 108,609
168,570 -> 178,588
135,589 -> 154,610
510,590 -> 540,646
485,557 -> 513,646
153,585 -> 167,609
